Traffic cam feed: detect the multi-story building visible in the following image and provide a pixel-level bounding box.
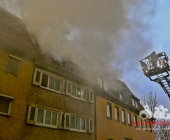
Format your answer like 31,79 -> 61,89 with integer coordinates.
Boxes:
0,7 -> 155,140
95,76 -> 155,140
0,8 -> 95,140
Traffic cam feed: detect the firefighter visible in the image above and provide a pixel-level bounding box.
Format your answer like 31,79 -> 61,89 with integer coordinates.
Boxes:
150,51 -> 157,69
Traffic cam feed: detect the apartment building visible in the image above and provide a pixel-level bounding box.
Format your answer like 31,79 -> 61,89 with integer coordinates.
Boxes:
95,77 -> 155,140
0,8 -> 95,140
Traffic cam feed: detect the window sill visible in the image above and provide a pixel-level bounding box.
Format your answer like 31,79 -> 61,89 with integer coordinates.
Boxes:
71,95 -> 87,102
70,128 -> 86,133
35,122 -> 58,129
107,117 -> 112,120
128,124 -> 132,126
122,122 -> 126,125
115,119 -> 120,122
0,112 -> 10,117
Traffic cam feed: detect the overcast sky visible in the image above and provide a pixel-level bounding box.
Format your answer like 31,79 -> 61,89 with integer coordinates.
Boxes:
116,0 -> 170,111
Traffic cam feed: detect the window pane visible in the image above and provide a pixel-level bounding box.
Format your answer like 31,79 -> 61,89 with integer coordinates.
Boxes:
72,85 -> 76,96
81,118 -> 85,130
35,71 -> 40,83
0,98 -> 10,114
70,116 -> 75,128
68,83 -> 71,95
54,79 -> 60,91
134,115 -> 137,126
77,87 -> 81,98
66,115 -> 70,127
98,78 -> 102,88
6,57 -> 20,76
81,89 -> 86,99
90,120 -> 92,130
135,101 -> 138,108
49,77 -> 55,90
107,104 -> 111,118
30,107 -> 35,121
122,110 -> 125,123
104,81 -> 108,91
76,117 -> 80,129
61,114 -> 64,127
128,113 -> 131,125
41,74 -> 48,87
90,91 -> 93,101
132,99 -> 134,106
51,112 -> 57,126
45,111 -> 51,125
115,107 -> 118,120
37,109 -> 44,123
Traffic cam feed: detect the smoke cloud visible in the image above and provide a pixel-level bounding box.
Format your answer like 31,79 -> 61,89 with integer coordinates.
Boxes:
0,0 -> 154,77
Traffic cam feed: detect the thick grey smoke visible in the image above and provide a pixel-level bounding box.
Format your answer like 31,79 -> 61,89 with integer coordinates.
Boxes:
0,0 -> 154,77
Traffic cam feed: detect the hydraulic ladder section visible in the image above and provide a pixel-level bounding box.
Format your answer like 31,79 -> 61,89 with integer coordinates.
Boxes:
139,51 -> 170,99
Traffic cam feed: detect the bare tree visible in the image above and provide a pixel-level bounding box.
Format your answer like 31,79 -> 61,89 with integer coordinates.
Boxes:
141,91 -> 170,140
141,91 -> 157,114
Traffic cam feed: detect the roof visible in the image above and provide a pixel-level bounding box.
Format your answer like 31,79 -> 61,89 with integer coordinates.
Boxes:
0,7 -> 86,79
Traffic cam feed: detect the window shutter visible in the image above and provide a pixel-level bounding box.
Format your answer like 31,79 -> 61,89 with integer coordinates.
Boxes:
27,105 -> 37,124
62,80 -> 66,94
66,81 -> 72,96
6,55 -> 21,76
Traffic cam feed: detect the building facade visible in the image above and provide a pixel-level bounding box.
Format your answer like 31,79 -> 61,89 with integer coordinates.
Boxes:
0,8 -> 95,140
0,7 -> 155,140
95,77 -> 155,140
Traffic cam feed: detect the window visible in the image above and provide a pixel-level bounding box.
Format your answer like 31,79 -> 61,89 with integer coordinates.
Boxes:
132,99 -> 135,106
135,101 -> 138,108
98,78 -> 102,88
115,106 -> 119,121
89,90 -> 94,103
134,115 -> 137,127
89,119 -> 93,133
71,84 -> 88,100
5,54 -> 21,76
27,106 -> 58,128
70,115 -> 86,132
104,81 -> 108,92
119,93 -> 123,100
0,93 -> 14,116
122,109 -> 126,124
33,69 -> 62,93
124,139 -> 132,140
128,112 -> 131,125
139,118 -> 143,128
107,102 -> 112,119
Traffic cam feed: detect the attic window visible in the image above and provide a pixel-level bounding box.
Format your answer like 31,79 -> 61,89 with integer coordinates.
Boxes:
5,54 -> 21,76
132,99 -> 135,106
104,81 -> 108,92
119,93 -> 123,100
98,78 -> 102,88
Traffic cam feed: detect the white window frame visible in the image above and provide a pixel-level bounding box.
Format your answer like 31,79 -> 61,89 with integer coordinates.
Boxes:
70,83 -> 88,101
115,106 -> 119,121
103,81 -> 108,92
107,102 -> 112,119
70,115 -> 86,133
128,112 -> 131,125
89,90 -> 94,103
5,54 -> 22,76
98,78 -> 102,88
33,68 -> 63,94
0,93 -> 14,116
27,105 -> 59,129
122,109 -> 126,123
89,119 -> 94,133
132,99 -> 135,106
135,101 -> 138,108
119,93 -> 123,100
134,115 -> 137,127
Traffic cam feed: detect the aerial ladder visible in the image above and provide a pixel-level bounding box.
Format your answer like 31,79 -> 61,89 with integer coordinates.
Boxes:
139,51 -> 170,99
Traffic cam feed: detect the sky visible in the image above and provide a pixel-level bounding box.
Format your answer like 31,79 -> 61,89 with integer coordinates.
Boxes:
117,0 -> 170,110
1,0 -> 170,112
